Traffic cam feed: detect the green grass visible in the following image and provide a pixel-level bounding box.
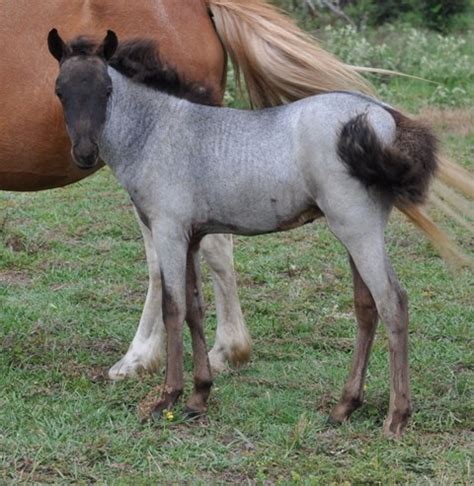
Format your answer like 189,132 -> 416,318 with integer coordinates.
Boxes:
1,24 -> 473,485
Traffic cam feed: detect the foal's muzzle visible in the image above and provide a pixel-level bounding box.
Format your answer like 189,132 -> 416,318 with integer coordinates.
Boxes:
71,141 -> 99,170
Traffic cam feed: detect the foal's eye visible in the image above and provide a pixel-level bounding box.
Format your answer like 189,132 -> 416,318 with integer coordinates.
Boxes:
106,87 -> 112,97
55,90 -> 63,100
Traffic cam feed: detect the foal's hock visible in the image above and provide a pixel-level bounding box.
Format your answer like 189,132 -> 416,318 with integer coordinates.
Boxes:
48,29 -> 440,437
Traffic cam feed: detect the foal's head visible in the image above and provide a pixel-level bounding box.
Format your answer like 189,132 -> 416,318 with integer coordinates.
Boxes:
48,29 -> 118,169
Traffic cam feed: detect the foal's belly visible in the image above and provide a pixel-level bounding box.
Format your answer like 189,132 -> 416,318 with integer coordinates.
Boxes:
197,205 -> 323,237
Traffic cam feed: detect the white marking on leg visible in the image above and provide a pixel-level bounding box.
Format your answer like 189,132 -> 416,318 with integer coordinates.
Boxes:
201,234 -> 251,373
109,211 -> 165,380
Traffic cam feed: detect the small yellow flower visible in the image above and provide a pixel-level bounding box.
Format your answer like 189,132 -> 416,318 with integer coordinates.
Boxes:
364,384 -> 368,392
164,410 -> 174,421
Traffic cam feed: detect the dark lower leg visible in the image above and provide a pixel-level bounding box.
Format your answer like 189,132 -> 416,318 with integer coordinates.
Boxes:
185,248 -> 213,416
152,297 -> 184,417
383,287 -> 412,437
185,324 -> 213,416
330,257 -> 379,423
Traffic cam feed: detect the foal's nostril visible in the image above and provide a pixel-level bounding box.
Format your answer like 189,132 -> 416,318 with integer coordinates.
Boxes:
71,142 -> 99,169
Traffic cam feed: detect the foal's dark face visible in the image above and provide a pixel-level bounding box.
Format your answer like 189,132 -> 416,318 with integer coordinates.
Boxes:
48,29 -> 118,170
54,57 -> 112,169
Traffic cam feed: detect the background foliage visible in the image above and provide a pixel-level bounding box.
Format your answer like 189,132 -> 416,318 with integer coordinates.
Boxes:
274,0 -> 471,31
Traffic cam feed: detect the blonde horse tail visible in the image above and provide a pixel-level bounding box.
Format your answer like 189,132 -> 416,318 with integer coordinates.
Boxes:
396,205 -> 473,270
435,154 -> 474,199
207,0 -> 374,108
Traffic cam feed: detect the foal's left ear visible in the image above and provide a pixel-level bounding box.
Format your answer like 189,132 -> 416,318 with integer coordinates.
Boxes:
97,30 -> 118,61
48,28 -> 69,63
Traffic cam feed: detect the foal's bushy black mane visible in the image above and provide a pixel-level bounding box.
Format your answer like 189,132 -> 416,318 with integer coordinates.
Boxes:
67,36 -> 216,105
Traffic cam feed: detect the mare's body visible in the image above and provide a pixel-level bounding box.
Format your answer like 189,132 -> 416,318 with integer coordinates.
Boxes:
0,0 -> 223,191
1,0 -> 373,378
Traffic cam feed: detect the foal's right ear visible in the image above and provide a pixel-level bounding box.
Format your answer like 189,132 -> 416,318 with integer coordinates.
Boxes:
48,28 -> 68,63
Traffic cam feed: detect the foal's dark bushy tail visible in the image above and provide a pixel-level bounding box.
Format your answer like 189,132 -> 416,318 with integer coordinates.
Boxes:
337,109 -> 438,207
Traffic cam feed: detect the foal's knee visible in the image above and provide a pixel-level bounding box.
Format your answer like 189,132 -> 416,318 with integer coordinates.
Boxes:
353,286 -> 378,332
162,293 -> 185,325
377,283 -> 408,329
148,268 -> 162,288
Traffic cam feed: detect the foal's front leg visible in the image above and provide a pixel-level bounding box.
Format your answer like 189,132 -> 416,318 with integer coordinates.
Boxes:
150,234 -> 188,416
110,223 -> 250,379
184,244 -> 213,416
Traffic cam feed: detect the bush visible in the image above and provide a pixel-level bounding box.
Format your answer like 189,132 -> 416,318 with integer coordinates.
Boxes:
321,23 -> 472,107
352,0 -> 471,31
272,0 -> 471,32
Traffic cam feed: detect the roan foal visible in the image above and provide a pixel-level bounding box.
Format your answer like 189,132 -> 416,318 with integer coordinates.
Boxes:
48,30 -> 439,437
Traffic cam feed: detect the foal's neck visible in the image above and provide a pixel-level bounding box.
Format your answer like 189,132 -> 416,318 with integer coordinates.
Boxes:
100,68 -> 182,180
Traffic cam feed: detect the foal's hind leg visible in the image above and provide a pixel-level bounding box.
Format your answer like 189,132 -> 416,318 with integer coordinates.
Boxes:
201,234 -> 251,372
109,211 -> 165,380
322,196 -> 411,437
184,245 -> 213,417
330,257 -> 378,423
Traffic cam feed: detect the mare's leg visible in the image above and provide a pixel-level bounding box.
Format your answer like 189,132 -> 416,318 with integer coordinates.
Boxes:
184,245 -> 213,416
201,234 -> 251,372
321,192 -> 411,437
330,256 -> 379,423
109,212 -> 165,380
110,227 -> 249,379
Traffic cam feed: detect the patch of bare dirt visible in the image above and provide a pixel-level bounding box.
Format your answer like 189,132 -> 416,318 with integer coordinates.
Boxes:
61,361 -> 109,383
418,107 -> 473,137
4,234 -> 50,254
137,385 -> 163,422
0,270 -> 31,286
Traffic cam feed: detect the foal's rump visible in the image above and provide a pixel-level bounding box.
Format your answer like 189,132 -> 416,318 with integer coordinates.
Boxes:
284,91 -> 439,239
306,91 -> 436,211
338,108 -> 438,208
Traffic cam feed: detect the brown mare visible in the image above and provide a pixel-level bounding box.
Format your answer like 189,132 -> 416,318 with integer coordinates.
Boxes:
1,0 -> 378,381
1,0 -> 471,430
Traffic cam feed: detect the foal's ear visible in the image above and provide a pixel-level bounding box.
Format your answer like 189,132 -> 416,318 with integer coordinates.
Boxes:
48,28 -> 68,63
97,30 -> 118,61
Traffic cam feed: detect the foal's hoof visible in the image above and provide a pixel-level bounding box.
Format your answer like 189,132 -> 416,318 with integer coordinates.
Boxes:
383,405 -> 412,438
147,389 -> 182,421
383,416 -> 409,438
151,400 -> 171,421
326,415 -> 344,428
183,407 -> 206,421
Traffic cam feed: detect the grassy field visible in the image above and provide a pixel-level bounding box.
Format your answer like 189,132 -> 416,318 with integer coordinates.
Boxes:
1,23 -> 473,484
